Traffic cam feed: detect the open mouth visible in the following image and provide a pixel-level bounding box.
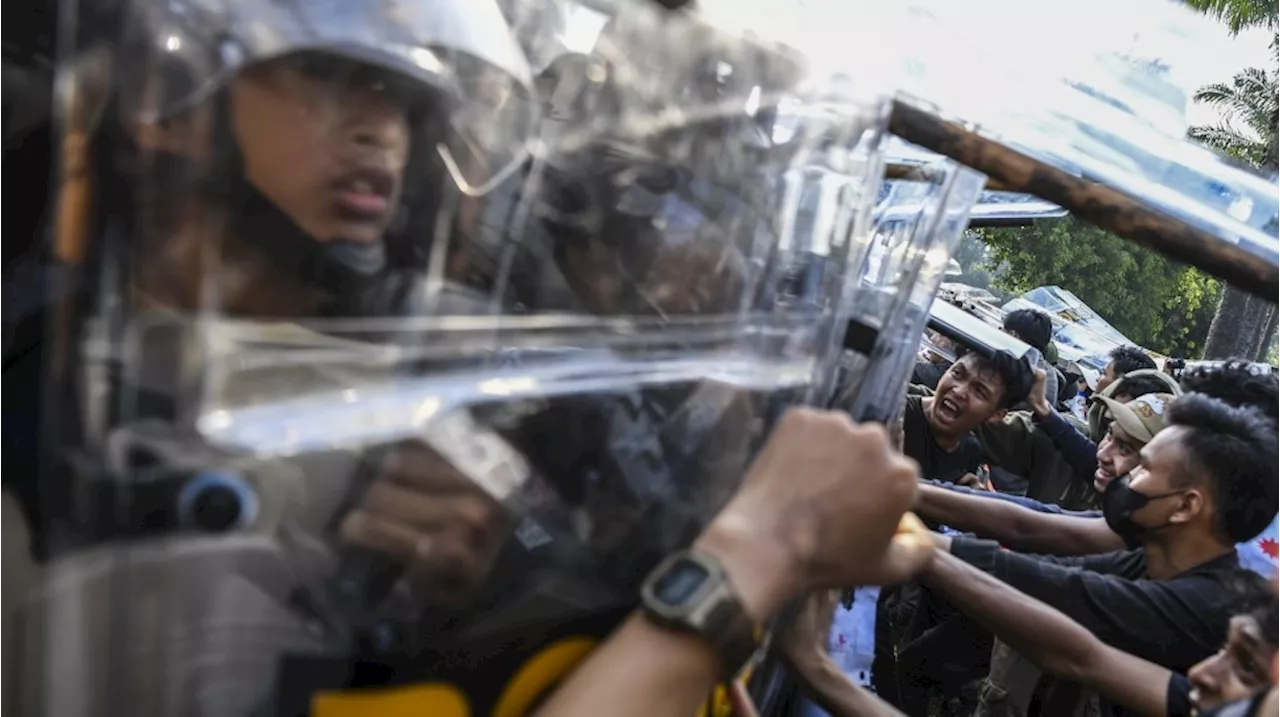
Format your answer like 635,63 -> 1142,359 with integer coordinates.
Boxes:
331,167 -> 396,219
935,395 -> 963,424
1093,467 -> 1115,490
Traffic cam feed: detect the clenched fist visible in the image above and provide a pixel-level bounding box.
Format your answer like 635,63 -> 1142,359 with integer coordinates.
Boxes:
695,407 -> 931,621
340,441 -> 511,606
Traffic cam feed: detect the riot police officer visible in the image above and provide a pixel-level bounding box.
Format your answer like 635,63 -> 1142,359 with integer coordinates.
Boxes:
13,1 -> 891,716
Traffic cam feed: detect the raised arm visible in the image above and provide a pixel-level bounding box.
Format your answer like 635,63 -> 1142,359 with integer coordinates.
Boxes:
535,410 -> 932,717
914,482 -> 1124,555
923,549 -> 1173,717
935,535 -> 1225,670
1033,409 -> 1100,482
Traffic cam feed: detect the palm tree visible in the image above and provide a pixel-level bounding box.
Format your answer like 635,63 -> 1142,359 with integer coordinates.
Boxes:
1187,67 -> 1279,169
1183,0 -> 1278,362
1182,0 -> 1277,35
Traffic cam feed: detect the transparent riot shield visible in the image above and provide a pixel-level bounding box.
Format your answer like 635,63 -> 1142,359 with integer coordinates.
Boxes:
765,92 -> 889,407
745,154 -> 984,717
875,0 -> 1277,296
829,157 -> 986,421
856,176 -> 990,424
926,301 -> 1034,365
22,1 -> 891,716
884,138 -> 1067,230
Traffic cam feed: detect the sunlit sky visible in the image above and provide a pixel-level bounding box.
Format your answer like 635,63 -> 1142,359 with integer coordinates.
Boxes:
689,0 -> 1278,133
1181,24 -> 1274,128
562,0 -> 1275,142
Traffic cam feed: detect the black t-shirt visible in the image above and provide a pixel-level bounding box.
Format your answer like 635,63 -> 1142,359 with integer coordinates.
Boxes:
951,542 -> 1268,717
892,397 -> 992,710
902,395 -> 985,483
1166,673 -> 1193,717
950,542 -> 1267,673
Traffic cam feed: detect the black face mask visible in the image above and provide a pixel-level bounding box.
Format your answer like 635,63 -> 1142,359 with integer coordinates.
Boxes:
1102,474 -> 1183,548
1196,689 -> 1274,717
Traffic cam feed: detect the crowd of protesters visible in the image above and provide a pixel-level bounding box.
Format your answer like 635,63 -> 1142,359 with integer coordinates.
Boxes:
535,309 -> 1278,717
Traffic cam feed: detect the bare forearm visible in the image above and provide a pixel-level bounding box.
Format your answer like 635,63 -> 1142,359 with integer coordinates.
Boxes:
925,548 -> 1170,716
915,485 -> 1034,546
1004,515 -> 1123,556
922,550 -> 1095,678
534,612 -> 721,717
785,653 -> 905,717
916,485 -> 1114,556
535,519 -> 797,717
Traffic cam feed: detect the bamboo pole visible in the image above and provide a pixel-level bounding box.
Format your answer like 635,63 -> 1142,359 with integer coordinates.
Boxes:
889,98 -> 1279,301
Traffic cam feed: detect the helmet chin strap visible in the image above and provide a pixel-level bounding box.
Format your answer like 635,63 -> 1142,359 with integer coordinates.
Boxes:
120,89 -> 434,320
204,86 -> 412,319
226,180 -> 394,317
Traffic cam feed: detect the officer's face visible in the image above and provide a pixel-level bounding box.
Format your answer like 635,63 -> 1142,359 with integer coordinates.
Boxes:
229,54 -> 413,246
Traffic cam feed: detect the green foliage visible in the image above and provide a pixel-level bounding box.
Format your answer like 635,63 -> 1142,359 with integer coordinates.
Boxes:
948,232 -> 1012,301
976,217 -> 1222,358
1186,66 -> 1279,170
1182,0 -> 1276,35
1180,0 -> 1278,361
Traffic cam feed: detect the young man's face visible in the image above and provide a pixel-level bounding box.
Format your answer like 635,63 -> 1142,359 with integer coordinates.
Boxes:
1094,419 -> 1143,492
1120,426 -> 1204,534
1188,613 -> 1275,713
230,53 -> 413,246
930,355 -> 1008,438
1097,360 -> 1119,394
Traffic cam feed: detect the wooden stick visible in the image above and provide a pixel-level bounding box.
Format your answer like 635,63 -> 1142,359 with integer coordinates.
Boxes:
889,98 -> 1278,301
884,162 -> 1015,192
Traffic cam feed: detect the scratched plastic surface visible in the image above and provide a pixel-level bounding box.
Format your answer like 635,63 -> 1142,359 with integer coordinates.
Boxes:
22,2 -> 936,716
703,0 -> 1279,263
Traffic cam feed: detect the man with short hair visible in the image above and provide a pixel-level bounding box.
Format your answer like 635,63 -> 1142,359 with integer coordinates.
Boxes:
885,350 -> 1032,712
1002,309 -> 1053,356
1181,360 -> 1280,576
933,394 -> 1277,684
1097,345 -> 1158,394
903,350 -> 1034,483
1002,308 -> 1060,411
975,368 -> 1181,510
922,547 -> 1278,717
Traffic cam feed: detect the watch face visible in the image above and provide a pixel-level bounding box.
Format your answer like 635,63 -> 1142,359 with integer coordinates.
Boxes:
652,557 -> 711,606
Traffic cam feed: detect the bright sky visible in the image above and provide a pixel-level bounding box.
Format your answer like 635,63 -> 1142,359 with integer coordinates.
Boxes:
692,0 -> 1277,132
1180,24 -> 1274,128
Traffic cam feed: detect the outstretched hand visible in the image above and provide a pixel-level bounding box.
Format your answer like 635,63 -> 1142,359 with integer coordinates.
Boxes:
696,408 -> 934,621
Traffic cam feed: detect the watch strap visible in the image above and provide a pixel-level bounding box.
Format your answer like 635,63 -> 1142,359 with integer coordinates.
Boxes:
640,550 -> 761,679
703,594 -> 759,678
